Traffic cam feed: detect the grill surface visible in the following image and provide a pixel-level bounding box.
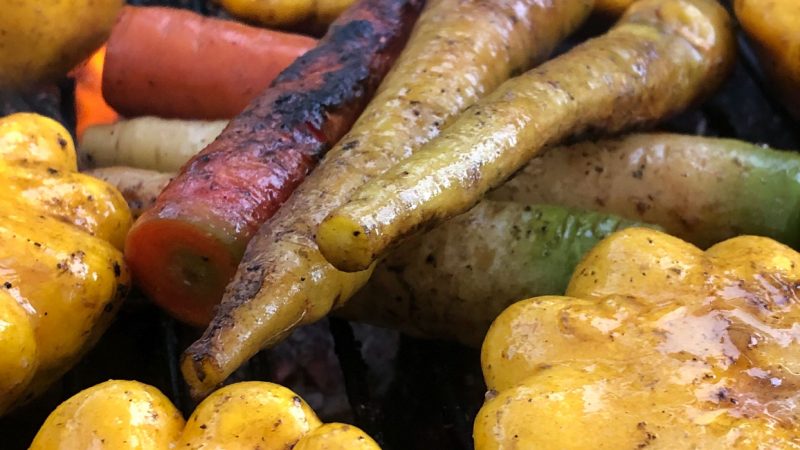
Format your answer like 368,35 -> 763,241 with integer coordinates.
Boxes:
1,1 -> 798,448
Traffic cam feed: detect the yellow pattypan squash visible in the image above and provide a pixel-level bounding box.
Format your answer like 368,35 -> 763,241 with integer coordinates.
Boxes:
31,380 -> 381,450
0,113 -> 131,415
476,228 -> 800,449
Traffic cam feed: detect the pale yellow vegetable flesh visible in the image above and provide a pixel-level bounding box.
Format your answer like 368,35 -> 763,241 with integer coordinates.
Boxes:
475,228 -> 800,449
32,381 -> 380,449
317,0 -> 735,273
80,117 -> 226,172
182,0 -> 594,398
0,113 -> 131,415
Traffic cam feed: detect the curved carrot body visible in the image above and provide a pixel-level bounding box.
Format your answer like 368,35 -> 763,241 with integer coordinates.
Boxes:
125,0 -> 424,326
181,0 -> 594,397
316,0 -> 735,272
102,6 -> 317,119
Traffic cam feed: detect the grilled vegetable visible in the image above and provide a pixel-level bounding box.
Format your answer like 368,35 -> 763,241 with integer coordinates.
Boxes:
219,0 -> 356,30
182,0 -> 594,398
595,0 -> 635,16
0,289 -> 36,418
80,117 -> 226,172
317,0 -> 736,272
103,6 -> 317,120
491,133 -> 800,249
0,113 -> 131,415
340,202 -> 653,346
29,380 -> 184,449
0,0 -> 123,88
293,423 -> 382,450
177,382 -> 322,449
125,0 -> 424,327
84,167 -> 173,218
475,228 -> 800,449
735,0 -> 800,120
31,380 -> 380,450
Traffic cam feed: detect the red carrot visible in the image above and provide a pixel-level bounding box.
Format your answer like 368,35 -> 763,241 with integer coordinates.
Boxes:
102,6 -> 317,120
125,0 -> 424,326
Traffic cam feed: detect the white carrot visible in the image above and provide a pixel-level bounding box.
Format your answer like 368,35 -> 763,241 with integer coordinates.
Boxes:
84,167 -> 173,218
80,117 -> 226,172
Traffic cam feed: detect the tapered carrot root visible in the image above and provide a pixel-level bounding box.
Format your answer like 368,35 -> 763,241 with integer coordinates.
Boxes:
125,0 -> 424,327
102,6 -> 317,120
317,0 -> 735,272
180,0 -> 594,398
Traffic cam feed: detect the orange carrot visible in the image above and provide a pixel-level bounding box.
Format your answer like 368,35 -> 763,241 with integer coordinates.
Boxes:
125,0 -> 423,326
102,6 -> 317,120
71,46 -> 118,141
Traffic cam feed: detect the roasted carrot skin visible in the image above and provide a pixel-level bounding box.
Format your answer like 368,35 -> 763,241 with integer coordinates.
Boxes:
180,0 -> 593,398
125,0 -> 424,326
317,0 -> 735,272
103,6 -> 318,120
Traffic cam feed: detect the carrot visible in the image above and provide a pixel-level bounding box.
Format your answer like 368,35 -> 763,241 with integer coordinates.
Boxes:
181,0 -> 594,397
71,46 -> 118,141
316,0 -> 735,272
84,167 -> 173,218
102,6 -> 318,120
125,0 -> 424,327
79,117 -> 226,172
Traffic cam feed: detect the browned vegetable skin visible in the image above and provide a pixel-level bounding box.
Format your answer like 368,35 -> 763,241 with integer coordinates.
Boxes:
339,202 -> 651,346
182,0 -> 594,397
489,133 -> 800,248
85,167 -> 173,218
316,0 -> 736,272
125,0 -> 424,326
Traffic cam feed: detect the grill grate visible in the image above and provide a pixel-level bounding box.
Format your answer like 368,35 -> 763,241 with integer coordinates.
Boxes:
1,1 -> 798,448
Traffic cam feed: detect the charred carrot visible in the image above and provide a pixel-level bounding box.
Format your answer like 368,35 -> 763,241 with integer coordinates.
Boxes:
125,0 -> 424,326
181,0 -> 594,397
102,6 -> 318,120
